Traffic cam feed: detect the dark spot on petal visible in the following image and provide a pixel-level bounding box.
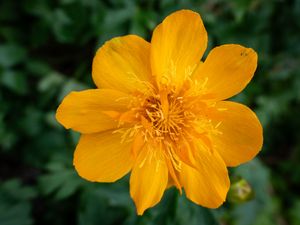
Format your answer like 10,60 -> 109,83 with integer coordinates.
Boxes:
240,50 -> 248,56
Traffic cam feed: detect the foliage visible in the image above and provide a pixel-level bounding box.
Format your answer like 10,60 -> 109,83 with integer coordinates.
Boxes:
0,0 -> 300,224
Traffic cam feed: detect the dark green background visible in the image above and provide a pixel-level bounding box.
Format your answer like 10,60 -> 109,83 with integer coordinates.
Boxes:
1,0 -> 300,224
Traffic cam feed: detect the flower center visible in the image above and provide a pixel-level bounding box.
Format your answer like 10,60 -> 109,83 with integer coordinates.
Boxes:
114,82 -> 223,187
142,90 -> 189,142
135,83 -> 202,143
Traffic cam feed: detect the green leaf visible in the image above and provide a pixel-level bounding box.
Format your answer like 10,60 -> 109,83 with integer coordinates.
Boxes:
172,192 -> 219,225
19,107 -> 43,137
0,179 -> 37,200
0,44 -> 27,68
0,70 -> 28,95
79,181 -> 132,225
0,179 -> 37,225
38,159 -> 84,200
0,111 -> 17,151
37,72 -> 65,93
25,60 -> 52,77
0,203 -> 32,225
51,9 -> 73,43
289,199 -> 300,225
129,188 -> 219,225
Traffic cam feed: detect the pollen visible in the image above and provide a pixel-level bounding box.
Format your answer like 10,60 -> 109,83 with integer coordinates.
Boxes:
142,93 -> 186,140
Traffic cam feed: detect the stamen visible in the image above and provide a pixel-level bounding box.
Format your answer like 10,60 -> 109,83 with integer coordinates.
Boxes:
215,121 -> 222,129
115,81 -> 221,178
139,155 -> 147,168
166,142 -> 182,172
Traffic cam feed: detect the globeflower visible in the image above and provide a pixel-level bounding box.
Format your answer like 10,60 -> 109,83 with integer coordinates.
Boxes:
56,9 -> 263,215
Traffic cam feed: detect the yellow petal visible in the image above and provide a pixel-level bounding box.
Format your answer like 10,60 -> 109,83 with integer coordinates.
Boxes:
151,9 -> 207,90
92,35 -> 152,94
180,141 -> 230,208
56,89 -> 132,133
130,145 -> 168,215
74,130 -> 133,182
176,136 -> 197,168
131,131 -> 145,158
193,44 -> 257,100
164,155 -> 182,192
208,101 -> 263,166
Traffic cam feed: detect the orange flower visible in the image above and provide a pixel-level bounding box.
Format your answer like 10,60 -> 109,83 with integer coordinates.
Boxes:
56,9 -> 263,215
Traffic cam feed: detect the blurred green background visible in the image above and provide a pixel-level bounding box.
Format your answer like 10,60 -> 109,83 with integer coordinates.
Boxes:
1,0 -> 300,224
